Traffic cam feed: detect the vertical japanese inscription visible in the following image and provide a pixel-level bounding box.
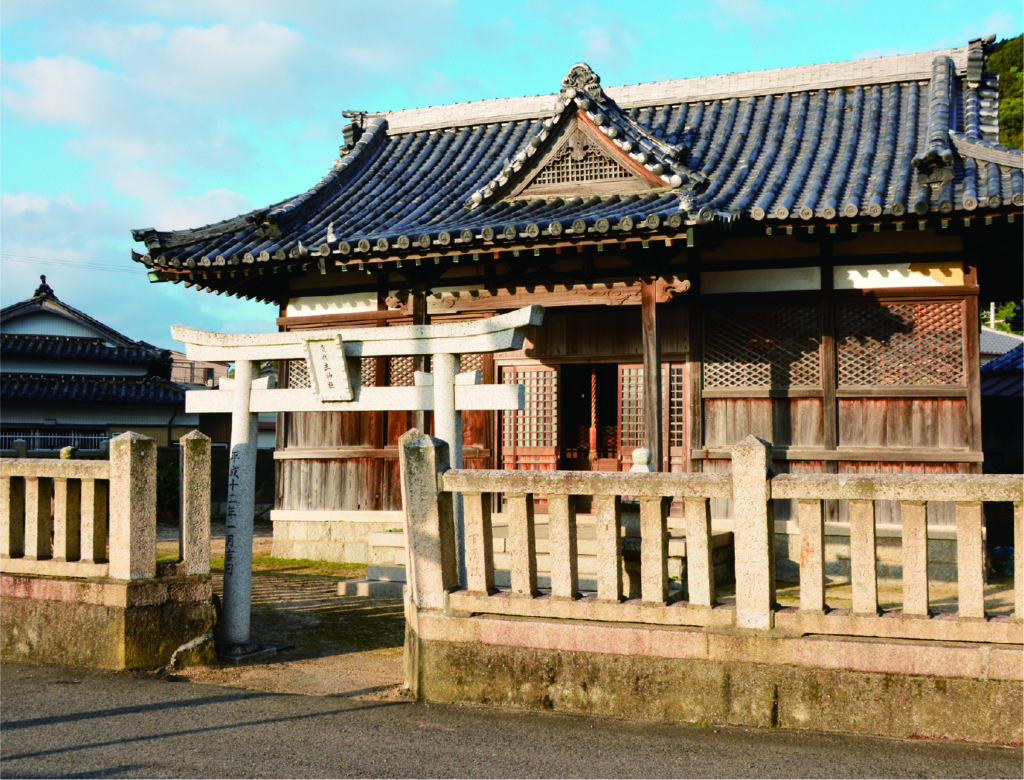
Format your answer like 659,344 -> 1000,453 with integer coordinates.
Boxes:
303,335 -> 353,401
224,455 -> 241,575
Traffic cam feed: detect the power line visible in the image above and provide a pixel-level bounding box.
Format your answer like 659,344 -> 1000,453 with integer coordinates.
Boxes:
0,253 -> 139,275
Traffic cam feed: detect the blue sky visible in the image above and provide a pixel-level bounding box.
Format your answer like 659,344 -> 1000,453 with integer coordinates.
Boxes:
2,0 -> 1021,350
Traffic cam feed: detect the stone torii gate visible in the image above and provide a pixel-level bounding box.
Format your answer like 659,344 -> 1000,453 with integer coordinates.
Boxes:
173,304 -> 544,648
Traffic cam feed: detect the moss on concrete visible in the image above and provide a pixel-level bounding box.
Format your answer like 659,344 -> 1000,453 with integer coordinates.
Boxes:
412,631 -> 1023,744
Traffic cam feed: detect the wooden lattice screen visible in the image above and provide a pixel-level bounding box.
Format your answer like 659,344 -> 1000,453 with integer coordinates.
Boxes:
668,365 -> 686,448
460,353 -> 484,373
387,356 -> 416,387
703,306 -> 822,389
533,128 -> 633,187
502,367 -> 558,449
286,359 -> 311,389
619,365 -> 644,450
836,301 -> 964,386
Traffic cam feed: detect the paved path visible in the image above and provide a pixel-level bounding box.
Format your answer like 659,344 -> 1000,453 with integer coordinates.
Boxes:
5,525 -> 1018,777
3,661 -> 1021,779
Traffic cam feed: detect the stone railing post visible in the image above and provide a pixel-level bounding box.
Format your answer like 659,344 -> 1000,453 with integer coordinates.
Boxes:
108,432 -> 156,580
180,430 -> 211,576
399,429 -> 458,610
731,435 -> 775,630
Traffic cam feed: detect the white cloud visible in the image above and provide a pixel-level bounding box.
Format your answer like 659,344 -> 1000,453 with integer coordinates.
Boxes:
710,0 -> 787,31
133,23 -> 305,110
145,188 -> 254,232
2,56 -> 123,126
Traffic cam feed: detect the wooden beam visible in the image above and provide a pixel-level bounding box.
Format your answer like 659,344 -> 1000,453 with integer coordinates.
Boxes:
640,277 -> 662,470
411,288 -> 428,433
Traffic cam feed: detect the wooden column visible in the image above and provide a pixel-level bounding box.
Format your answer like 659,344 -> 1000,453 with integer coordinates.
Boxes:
686,266 -> 703,473
640,277 -> 662,471
410,289 -> 428,434
963,264 -> 982,474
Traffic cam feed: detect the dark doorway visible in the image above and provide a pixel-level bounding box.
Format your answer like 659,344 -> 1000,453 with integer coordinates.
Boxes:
561,363 -> 620,471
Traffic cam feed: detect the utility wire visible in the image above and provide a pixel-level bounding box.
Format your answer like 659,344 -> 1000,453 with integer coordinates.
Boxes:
0,253 -> 138,275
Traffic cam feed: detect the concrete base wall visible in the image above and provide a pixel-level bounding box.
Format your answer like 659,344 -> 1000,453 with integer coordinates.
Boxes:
407,612 -> 1023,744
271,510 -> 404,563
1,573 -> 215,670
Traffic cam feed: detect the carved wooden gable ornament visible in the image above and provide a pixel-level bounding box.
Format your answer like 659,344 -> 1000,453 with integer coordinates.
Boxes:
467,63 -> 709,208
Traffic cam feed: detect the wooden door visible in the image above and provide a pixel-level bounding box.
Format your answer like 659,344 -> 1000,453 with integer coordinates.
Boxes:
666,362 -> 690,473
499,364 -> 559,472
618,364 -> 645,469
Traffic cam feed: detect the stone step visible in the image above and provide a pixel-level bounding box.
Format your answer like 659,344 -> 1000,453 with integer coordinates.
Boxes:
366,564 -> 408,582
351,526 -> 732,598
338,578 -> 405,598
369,528 -> 731,557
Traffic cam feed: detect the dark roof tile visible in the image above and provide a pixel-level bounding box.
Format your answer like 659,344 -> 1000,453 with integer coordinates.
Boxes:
1,375 -> 186,406
131,41 -> 1024,303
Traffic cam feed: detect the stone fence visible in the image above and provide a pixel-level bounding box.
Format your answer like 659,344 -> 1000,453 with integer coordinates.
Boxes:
1,431 -> 215,669
400,430 -> 1023,742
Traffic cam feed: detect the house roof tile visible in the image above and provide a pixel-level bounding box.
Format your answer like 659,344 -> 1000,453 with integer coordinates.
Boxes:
1,334 -> 169,366
0,374 -> 186,406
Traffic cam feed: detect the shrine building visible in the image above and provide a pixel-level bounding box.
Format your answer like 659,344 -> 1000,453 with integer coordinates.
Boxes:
132,38 -> 1023,563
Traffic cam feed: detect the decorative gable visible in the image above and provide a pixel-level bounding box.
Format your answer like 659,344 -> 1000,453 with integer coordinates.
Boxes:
507,112 -> 669,199
467,63 -> 708,210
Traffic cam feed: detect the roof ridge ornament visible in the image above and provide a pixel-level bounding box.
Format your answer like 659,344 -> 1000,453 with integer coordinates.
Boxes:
560,63 -> 605,104
466,64 -> 707,209
34,275 -> 56,299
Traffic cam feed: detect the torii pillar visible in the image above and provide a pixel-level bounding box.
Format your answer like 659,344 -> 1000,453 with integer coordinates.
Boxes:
174,305 -> 544,649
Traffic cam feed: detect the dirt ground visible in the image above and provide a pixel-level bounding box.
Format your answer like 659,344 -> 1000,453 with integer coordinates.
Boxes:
157,523 -> 407,701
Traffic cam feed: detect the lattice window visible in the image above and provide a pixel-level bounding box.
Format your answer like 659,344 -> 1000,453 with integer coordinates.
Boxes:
360,358 -> 377,388
836,301 -> 964,386
286,359 -> 311,389
388,356 -> 415,387
533,128 -> 633,186
502,368 -> 557,448
668,365 -> 686,447
703,306 -> 822,389
619,366 -> 645,449
460,353 -> 484,374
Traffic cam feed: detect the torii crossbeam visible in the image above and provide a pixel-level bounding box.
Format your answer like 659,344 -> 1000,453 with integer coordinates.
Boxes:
173,305 -> 544,649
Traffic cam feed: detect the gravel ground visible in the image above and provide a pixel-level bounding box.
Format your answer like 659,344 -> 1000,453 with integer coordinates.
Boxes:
157,523 -> 407,701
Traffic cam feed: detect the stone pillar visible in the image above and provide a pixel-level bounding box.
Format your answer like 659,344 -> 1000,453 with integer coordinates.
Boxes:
901,501 -> 929,617
594,493 -> 622,602
399,430 -> 457,610
731,435 -> 775,630
1,472 -> 26,558
222,360 -> 258,644
180,430 -> 211,576
955,501 -> 985,620
23,477 -> 51,560
432,352 -> 465,585
80,478 -> 108,564
108,432 -> 156,580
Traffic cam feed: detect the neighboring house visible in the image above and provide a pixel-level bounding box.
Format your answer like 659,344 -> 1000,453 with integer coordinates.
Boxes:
0,276 -> 200,453
170,351 -> 228,387
980,343 -> 1024,475
131,39 -> 1023,559
979,325 -> 1024,364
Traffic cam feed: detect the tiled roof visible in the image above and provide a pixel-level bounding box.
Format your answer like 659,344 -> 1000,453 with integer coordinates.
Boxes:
980,344 -> 1023,398
1,334 -> 170,366
982,343 -> 1024,372
132,38 -> 1024,304
979,326 -> 1024,355
1,374 -> 186,406
1,278 -> 171,358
